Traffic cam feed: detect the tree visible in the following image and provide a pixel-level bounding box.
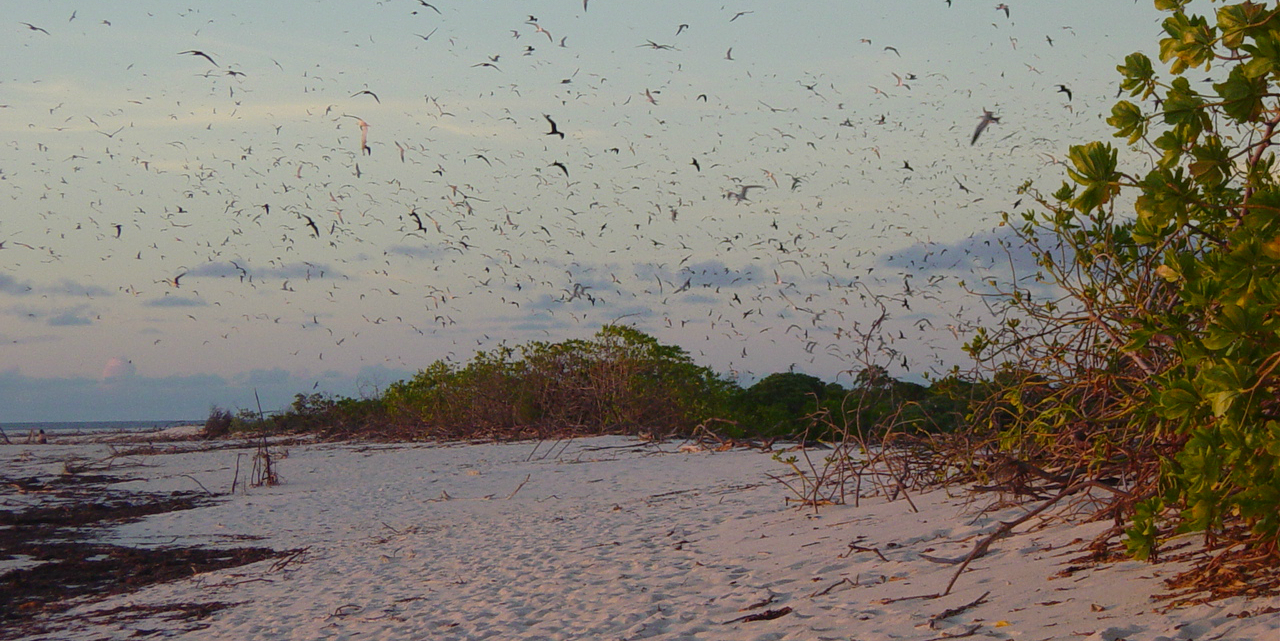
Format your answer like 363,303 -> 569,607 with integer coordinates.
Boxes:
971,0 -> 1280,565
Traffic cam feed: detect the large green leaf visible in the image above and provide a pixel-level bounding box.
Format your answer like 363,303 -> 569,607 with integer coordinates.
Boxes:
1214,65 -> 1268,123
1066,142 -> 1121,212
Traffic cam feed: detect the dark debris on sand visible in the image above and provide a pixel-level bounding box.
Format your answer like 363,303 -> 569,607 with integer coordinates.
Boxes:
0,473 -> 286,639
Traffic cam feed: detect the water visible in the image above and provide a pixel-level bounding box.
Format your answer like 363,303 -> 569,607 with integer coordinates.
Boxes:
0,420 -> 200,436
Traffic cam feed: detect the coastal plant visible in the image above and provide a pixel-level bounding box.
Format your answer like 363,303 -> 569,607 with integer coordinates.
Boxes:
967,0 -> 1280,589
379,325 -> 737,440
202,406 -> 233,439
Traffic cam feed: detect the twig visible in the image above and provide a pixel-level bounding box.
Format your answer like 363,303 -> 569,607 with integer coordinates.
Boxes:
922,624 -> 983,641
808,577 -> 855,598
505,473 -> 532,500
942,480 -> 1086,596
178,474 -> 218,496
269,547 -> 310,572
928,591 -> 990,629
525,440 -> 544,462
843,542 -> 889,562
231,453 -> 243,494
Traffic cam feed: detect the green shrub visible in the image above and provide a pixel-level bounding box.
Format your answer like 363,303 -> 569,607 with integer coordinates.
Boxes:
972,0 -> 1280,561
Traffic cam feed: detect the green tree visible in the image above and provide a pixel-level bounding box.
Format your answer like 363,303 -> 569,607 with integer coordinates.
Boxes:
736,372 -> 831,436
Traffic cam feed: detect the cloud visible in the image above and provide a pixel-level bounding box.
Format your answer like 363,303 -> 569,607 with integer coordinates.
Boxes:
42,279 -> 112,297
183,261 -> 344,281
385,244 -> 454,259
48,310 -> 93,326
0,274 -> 33,295
101,356 -> 137,380
144,295 -> 208,308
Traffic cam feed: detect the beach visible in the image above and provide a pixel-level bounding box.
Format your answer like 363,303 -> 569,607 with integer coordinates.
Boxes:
3,435 -> 1278,640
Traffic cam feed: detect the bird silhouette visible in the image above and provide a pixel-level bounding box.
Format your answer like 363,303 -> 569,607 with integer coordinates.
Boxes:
179,50 -> 218,67
971,109 -> 999,145
543,114 -> 564,139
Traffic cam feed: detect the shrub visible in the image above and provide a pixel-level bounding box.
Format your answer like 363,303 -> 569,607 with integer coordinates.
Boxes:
202,406 -> 233,439
970,0 -> 1280,571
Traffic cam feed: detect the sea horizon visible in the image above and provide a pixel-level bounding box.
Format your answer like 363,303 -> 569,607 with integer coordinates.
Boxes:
0,419 -> 201,435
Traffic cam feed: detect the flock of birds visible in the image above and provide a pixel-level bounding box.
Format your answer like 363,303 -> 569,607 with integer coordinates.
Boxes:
2,1 -> 1160,394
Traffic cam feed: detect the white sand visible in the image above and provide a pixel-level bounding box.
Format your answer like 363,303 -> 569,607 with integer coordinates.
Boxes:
4,436 -> 1278,640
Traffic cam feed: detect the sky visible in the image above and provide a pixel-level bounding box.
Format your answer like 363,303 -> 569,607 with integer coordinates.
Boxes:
1,0 -> 1173,421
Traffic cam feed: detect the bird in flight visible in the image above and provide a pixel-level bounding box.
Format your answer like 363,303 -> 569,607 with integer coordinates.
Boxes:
725,184 -> 765,203
351,90 -> 380,103
971,109 -> 999,145
159,271 -> 188,288
179,50 -> 218,67
996,4 -> 1010,18
301,214 -> 321,237
345,115 -> 371,155
543,114 -> 564,138
20,22 -> 50,35
1056,84 -> 1072,101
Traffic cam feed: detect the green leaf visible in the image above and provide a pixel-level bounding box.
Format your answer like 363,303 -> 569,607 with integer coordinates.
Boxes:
1158,381 -> 1201,419
1188,136 -> 1232,186
1160,12 -> 1217,74
1065,142 -> 1121,212
1214,65 -> 1268,123
1108,100 -> 1147,144
1163,77 -> 1207,130
1117,52 -> 1157,98
1217,3 -> 1276,50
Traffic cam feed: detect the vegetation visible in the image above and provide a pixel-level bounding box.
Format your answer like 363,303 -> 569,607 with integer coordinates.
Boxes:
213,325 -> 970,445
962,0 -> 1280,598
201,407 -> 233,440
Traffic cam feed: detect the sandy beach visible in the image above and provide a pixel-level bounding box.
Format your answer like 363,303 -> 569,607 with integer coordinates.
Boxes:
3,435 -> 1278,640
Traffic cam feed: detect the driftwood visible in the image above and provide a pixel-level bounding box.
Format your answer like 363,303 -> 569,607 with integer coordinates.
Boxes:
723,606 -> 793,624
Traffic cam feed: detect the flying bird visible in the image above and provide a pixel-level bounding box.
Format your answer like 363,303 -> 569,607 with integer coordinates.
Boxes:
20,22 -> 50,35
1056,84 -> 1073,101
179,50 -> 218,67
301,214 -> 320,237
971,109 -> 999,145
725,184 -> 765,203
996,4 -> 1010,18
543,114 -> 564,138
351,90 -> 380,103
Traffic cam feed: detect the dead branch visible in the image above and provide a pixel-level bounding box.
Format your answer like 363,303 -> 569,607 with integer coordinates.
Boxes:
928,591 -> 990,629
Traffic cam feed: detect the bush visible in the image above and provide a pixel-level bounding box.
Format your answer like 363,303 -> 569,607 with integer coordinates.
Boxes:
202,406 -> 234,439
969,0 -> 1280,571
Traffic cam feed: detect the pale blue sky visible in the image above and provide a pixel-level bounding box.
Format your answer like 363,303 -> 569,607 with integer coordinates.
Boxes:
1,1 -> 1171,420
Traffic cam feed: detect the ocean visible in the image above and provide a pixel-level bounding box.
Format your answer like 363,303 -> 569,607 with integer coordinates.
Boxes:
0,420 -> 200,436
